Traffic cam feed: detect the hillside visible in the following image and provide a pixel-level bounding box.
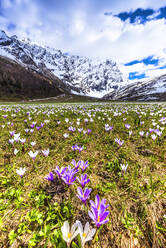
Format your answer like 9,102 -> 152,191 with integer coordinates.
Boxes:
0,56 -> 68,100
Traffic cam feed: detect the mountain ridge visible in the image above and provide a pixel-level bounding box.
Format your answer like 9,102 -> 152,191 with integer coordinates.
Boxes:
0,29 -> 124,98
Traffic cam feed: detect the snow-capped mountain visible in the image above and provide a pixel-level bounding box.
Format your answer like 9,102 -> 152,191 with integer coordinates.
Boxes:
0,30 -> 124,98
103,74 -> 166,101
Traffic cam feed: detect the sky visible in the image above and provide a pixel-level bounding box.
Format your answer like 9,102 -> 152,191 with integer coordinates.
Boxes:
1,0 -> 166,81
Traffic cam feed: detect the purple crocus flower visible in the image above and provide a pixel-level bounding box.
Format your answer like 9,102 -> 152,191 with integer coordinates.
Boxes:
90,194 -> 109,211
77,174 -> 90,188
80,160 -> 89,172
54,166 -> 67,179
68,126 -> 76,132
125,124 -> 131,129
87,129 -> 92,134
30,124 -> 35,128
88,195 -> 109,228
115,138 -> 124,146
62,166 -> 78,185
78,146 -> 84,152
36,126 -> 41,131
72,144 -> 78,151
9,131 -> 15,137
40,123 -> 44,127
77,187 -> 92,204
72,145 -> 84,152
45,172 -> 54,181
71,159 -> 81,169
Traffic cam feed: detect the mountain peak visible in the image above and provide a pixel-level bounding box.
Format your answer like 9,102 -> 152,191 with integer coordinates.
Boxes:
0,30 -> 7,39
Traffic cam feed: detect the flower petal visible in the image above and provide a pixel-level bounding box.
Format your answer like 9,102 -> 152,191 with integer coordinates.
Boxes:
85,228 -> 96,242
84,222 -> 89,234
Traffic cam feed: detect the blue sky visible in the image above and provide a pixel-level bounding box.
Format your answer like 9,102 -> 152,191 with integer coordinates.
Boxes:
0,0 -> 166,81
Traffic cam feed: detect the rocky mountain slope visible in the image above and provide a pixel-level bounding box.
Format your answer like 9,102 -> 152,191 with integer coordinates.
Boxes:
0,55 -> 70,100
0,30 -> 124,98
103,74 -> 166,101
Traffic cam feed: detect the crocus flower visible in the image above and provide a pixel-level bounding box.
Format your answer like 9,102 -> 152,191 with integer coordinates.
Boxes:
125,124 -> 131,129
155,129 -> 162,136
30,124 -> 35,128
129,131 -> 132,136
63,133 -> 69,138
77,174 -> 90,188
68,126 -> 76,132
14,148 -> 19,155
80,160 -> 89,172
9,139 -> 14,145
90,194 -> 109,211
71,159 -> 81,169
28,150 -> 39,160
87,129 -> 92,134
61,220 -> 79,247
77,221 -> 96,247
40,122 -> 44,127
78,146 -> 84,152
16,167 -> 26,178
105,124 -> 113,131
151,134 -> 157,140
9,131 -> 15,137
120,163 -> 128,173
54,166 -> 67,179
20,138 -> 26,144
42,149 -> 49,157
30,141 -> 36,147
115,138 -> 124,146
44,172 -> 54,181
72,144 -> 78,151
88,195 -> 109,228
13,133 -> 20,142
77,187 -> 92,204
139,131 -> 144,137
62,166 -> 78,185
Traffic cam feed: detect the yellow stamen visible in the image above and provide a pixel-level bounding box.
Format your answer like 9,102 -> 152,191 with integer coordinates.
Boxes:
98,216 -> 100,222
68,233 -> 71,238
83,233 -> 87,238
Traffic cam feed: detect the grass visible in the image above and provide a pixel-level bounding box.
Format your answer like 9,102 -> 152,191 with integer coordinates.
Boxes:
0,102 -> 166,248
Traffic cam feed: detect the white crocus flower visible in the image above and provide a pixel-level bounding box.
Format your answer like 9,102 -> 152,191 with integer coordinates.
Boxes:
151,134 -> 157,140
61,220 -> 79,247
14,148 -> 19,155
16,167 -> 26,177
120,163 -> 128,173
30,141 -> 36,147
28,150 -> 39,160
63,133 -> 69,138
77,221 -> 96,247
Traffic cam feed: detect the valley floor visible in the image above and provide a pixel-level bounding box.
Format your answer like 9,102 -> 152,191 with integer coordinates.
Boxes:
0,102 -> 165,248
